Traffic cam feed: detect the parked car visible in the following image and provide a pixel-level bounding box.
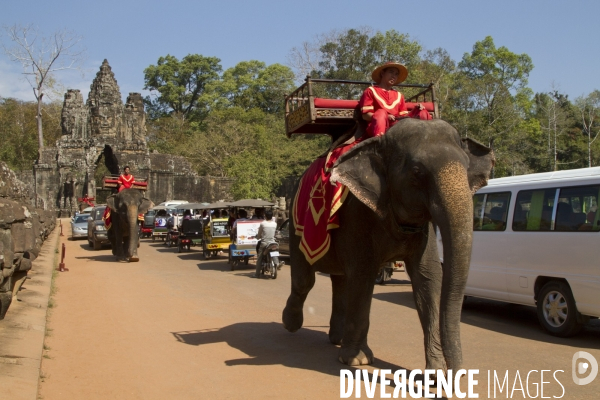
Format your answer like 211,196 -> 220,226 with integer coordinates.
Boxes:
87,205 -> 110,250
275,219 -> 290,255
70,213 -> 90,239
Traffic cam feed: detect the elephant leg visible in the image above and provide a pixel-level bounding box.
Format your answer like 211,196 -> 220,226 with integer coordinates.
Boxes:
113,221 -> 126,260
282,259 -> 315,333
123,236 -> 131,258
405,250 -> 446,372
108,229 -> 117,256
329,274 -> 346,345
338,267 -> 376,366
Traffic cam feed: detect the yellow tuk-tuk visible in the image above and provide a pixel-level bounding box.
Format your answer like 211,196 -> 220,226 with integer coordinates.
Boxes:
202,202 -> 233,259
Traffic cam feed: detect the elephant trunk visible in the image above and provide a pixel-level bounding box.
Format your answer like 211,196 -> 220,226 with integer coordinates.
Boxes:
431,161 -> 473,371
127,205 -> 140,262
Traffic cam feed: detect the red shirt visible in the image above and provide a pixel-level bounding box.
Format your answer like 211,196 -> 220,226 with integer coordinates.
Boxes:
118,173 -> 134,189
358,86 -> 409,118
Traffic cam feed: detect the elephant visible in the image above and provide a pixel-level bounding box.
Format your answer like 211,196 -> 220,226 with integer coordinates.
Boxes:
106,189 -> 152,262
282,118 -> 495,373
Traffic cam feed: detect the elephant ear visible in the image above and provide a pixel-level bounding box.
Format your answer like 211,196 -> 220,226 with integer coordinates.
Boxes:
330,137 -> 388,219
462,138 -> 496,194
139,198 -> 153,214
106,195 -> 118,212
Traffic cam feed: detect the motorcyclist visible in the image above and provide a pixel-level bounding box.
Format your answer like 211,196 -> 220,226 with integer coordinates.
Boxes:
254,209 -> 277,278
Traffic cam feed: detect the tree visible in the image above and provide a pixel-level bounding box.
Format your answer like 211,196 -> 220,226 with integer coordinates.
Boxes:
535,90 -> 578,171
450,36 -> 534,177
0,98 -> 62,170
143,54 -> 222,121
1,24 -> 85,153
215,61 -> 295,114
418,48 -> 456,118
575,90 -> 600,167
288,28 -> 422,99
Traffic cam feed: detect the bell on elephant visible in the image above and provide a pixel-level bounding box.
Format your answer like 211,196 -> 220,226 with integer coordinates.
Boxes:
106,189 -> 152,262
282,118 -> 495,377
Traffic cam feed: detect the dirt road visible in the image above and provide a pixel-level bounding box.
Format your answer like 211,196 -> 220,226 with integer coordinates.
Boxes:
39,227 -> 599,399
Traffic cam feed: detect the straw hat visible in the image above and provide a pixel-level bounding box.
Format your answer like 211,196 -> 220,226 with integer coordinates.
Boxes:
371,62 -> 408,84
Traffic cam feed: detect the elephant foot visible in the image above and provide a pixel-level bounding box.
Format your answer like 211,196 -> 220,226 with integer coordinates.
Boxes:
282,305 -> 303,333
338,345 -> 374,366
129,256 -> 139,262
328,327 -> 343,345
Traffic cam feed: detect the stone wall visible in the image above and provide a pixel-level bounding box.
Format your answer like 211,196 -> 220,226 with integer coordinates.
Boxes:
0,162 -> 56,319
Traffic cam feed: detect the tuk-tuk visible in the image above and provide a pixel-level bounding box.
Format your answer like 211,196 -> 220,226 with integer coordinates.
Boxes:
177,218 -> 204,252
171,203 -> 210,250
201,202 -> 233,259
150,206 -> 173,242
227,199 -> 276,270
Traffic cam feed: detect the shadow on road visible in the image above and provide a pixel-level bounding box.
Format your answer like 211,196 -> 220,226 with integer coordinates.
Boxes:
373,291 -> 600,350
74,254 -> 118,263
195,260 -> 234,272
170,322 -> 439,395
78,243 -> 110,251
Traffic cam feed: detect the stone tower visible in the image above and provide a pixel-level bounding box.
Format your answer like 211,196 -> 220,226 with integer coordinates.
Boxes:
32,60 -> 233,215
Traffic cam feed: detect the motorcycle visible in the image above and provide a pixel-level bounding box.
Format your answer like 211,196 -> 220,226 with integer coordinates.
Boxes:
375,261 -> 404,285
257,241 -> 281,279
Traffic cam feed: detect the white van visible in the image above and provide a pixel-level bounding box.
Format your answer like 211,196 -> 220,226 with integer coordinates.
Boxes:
438,166 -> 600,337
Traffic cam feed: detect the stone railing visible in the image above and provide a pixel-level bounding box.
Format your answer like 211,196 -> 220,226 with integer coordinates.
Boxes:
0,162 -> 57,319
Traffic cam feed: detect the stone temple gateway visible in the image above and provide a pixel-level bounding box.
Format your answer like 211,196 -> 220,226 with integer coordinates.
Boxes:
34,60 -> 233,215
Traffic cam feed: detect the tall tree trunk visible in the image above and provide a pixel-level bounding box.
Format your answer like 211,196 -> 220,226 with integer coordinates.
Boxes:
36,91 -> 44,153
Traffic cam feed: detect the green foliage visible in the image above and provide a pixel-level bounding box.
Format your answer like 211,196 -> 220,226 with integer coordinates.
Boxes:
147,106 -> 328,199
215,61 -> 295,114
307,28 -> 422,99
0,98 -> 62,170
143,54 -> 222,120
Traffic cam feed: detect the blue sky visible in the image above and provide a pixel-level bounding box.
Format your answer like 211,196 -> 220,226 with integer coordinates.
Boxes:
1,0 -> 599,103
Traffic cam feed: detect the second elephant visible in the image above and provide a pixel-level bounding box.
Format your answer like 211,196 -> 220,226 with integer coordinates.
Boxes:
106,189 -> 152,262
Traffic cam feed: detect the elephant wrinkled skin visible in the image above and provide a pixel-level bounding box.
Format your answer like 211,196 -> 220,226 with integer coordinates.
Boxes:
106,189 -> 152,262
282,119 -> 495,373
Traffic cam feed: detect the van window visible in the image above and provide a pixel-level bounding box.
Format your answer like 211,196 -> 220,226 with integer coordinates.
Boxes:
512,185 -> 600,232
473,192 -> 510,231
556,185 -> 600,231
513,189 -> 556,231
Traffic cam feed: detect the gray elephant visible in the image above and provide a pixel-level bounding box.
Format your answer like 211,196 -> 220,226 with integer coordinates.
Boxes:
282,119 -> 494,373
106,189 -> 152,262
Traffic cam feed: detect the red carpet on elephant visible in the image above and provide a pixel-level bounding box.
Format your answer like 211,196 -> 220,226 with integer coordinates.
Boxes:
292,141 -> 358,265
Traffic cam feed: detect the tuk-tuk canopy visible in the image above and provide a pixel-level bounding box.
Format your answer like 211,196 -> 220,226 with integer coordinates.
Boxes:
175,202 -> 211,210
206,201 -> 233,209
229,199 -> 275,208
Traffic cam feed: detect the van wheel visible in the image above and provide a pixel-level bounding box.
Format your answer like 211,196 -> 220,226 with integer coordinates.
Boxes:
537,281 -> 584,337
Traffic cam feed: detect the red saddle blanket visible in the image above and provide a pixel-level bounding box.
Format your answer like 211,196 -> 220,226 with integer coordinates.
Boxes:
102,207 -> 112,230
292,140 -> 358,264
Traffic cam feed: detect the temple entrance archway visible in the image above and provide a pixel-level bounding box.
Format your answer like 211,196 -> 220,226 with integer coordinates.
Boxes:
93,145 -> 120,204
